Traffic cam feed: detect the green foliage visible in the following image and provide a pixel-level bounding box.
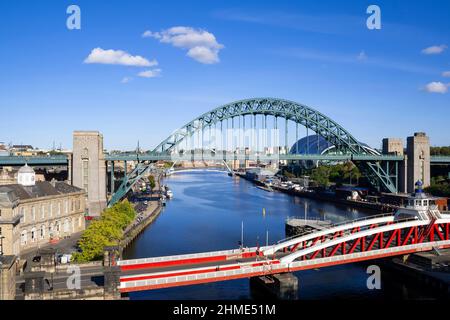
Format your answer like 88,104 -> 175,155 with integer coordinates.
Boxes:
310,162 -> 361,187
72,200 -> 136,262
311,166 -> 331,187
148,175 -> 156,190
425,181 -> 450,198
430,146 -> 450,156
163,162 -> 174,168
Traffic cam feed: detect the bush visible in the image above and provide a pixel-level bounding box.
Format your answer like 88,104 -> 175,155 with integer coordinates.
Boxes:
72,200 -> 136,262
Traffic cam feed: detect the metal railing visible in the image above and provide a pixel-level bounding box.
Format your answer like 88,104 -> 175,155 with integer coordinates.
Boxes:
277,213 -> 396,244
120,239 -> 450,290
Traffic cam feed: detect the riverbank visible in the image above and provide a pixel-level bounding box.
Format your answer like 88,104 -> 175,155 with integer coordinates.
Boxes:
121,173 -> 164,250
236,172 -> 397,213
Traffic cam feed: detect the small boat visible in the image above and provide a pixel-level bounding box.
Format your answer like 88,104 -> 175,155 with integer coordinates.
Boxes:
166,190 -> 174,199
256,185 -> 273,192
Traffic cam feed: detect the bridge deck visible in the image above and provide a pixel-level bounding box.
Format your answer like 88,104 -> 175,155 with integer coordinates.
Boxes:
118,216 -> 450,293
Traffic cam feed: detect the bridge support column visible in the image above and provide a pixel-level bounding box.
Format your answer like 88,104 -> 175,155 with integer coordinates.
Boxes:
24,271 -> 46,300
407,132 -> 430,193
103,266 -> 121,300
103,246 -> 122,300
72,131 -> 107,216
250,273 -> 298,300
110,161 -> 115,194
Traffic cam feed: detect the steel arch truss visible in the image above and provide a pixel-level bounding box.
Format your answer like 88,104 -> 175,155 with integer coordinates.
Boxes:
153,98 -> 365,154
152,98 -> 398,192
110,98 -> 401,207
279,220 -> 450,264
108,162 -> 152,207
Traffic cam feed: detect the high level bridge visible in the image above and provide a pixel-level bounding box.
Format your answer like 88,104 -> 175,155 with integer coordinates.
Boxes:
1,98 -> 449,215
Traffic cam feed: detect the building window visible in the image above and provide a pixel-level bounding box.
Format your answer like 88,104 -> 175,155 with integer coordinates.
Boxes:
32,206 -> 36,221
40,225 -> 45,239
49,203 -> 52,218
65,200 -> 68,214
58,202 -> 61,216
64,219 -> 69,233
82,159 -> 89,193
31,228 -> 36,242
41,204 -> 45,219
21,231 -> 27,245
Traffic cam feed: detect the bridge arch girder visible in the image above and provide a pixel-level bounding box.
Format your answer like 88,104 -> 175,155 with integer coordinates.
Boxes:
152,98 -> 369,156
149,98 -> 399,193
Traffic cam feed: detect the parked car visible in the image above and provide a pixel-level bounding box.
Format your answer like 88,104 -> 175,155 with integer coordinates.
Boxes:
57,254 -> 72,264
32,256 -> 41,263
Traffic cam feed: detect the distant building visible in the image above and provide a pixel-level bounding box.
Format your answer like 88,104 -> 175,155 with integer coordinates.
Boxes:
289,135 -> 379,169
0,164 -> 86,256
9,145 -> 37,157
0,142 -> 9,157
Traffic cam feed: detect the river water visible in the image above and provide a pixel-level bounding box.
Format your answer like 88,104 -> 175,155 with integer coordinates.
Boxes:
123,171 -> 438,300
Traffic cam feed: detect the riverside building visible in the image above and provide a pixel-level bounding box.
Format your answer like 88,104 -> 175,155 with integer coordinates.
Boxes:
0,164 -> 86,256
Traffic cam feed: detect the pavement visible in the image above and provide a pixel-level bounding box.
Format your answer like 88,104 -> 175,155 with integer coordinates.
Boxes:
19,232 -> 83,272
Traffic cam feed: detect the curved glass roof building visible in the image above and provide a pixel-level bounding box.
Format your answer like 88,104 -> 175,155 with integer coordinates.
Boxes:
289,135 -> 379,169
289,135 -> 333,156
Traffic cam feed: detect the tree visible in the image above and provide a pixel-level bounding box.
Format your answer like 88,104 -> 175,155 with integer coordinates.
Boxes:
311,166 -> 331,187
72,201 -> 136,262
148,175 -> 156,192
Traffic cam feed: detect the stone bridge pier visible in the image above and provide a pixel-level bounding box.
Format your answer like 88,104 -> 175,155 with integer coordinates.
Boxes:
250,273 -> 299,300
72,131 -> 107,216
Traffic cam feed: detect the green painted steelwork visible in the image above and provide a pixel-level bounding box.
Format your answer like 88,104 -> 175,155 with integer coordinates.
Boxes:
150,98 -> 399,193
0,155 -> 68,165
108,162 -> 152,207
153,98 -> 369,154
0,153 -> 407,165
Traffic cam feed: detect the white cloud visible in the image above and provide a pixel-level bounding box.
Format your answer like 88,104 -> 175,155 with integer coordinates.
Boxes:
442,71 -> 450,77
84,48 -> 158,67
121,77 -> 132,84
138,69 -> 162,78
357,50 -> 368,61
143,26 -> 224,64
424,81 -> 448,94
142,30 -> 161,39
421,45 -> 447,55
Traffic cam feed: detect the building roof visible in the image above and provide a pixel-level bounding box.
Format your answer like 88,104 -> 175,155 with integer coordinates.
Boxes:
18,164 -> 35,174
0,181 -> 83,207
290,135 -> 333,155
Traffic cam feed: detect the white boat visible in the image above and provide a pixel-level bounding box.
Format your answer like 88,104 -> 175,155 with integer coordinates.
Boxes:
166,190 -> 174,199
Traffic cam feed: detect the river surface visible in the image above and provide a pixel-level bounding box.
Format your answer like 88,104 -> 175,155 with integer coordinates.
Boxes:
123,171 -> 439,300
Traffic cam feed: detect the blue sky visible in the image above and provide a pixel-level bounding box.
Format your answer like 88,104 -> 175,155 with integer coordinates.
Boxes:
0,0 -> 449,150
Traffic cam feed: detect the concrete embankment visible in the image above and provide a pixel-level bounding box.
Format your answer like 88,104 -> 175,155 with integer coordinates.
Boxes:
121,175 -> 164,250
120,202 -> 163,250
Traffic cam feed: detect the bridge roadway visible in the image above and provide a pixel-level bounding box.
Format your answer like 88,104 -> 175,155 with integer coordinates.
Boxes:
1,154 -> 449,166
120,252 -> 288,280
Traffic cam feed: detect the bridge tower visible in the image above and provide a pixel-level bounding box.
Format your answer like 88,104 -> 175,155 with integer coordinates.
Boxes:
407,132 -> 430,193
382,138 -> 407,193
72,131 -> 107,216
